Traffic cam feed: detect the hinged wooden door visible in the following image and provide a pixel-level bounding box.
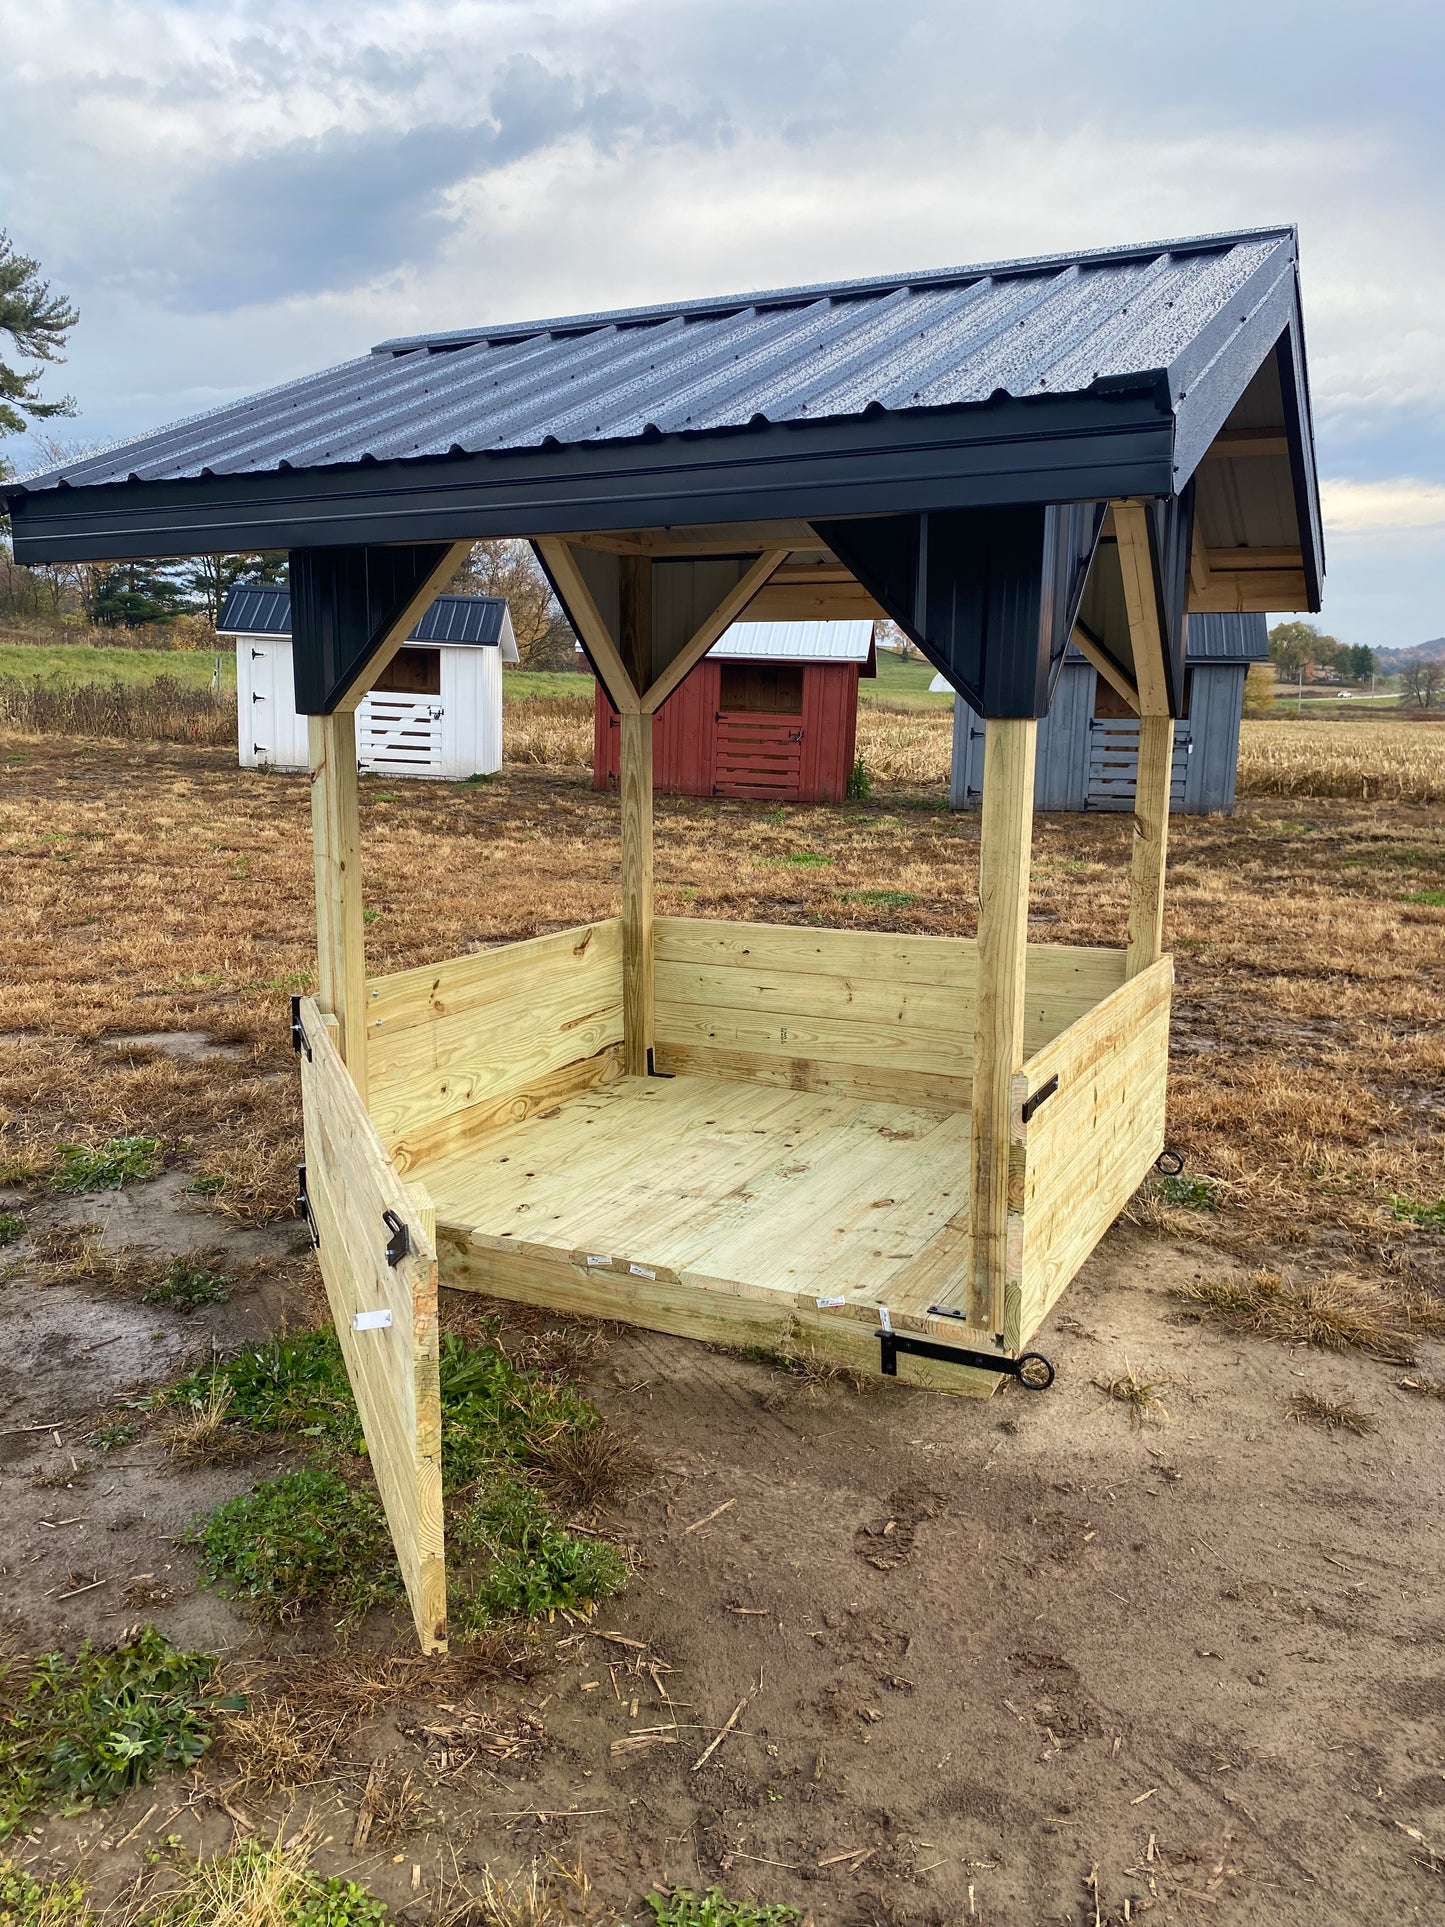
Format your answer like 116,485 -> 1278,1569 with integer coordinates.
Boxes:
295,995 -> 447,1652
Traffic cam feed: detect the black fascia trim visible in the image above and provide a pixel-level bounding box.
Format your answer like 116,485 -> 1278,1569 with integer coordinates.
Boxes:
8,392 -> 1175,567
1275,312 -> 1325,608
1168,248 -> 1301,486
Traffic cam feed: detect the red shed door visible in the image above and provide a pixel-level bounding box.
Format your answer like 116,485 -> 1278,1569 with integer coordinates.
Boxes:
713,713 -> 804,797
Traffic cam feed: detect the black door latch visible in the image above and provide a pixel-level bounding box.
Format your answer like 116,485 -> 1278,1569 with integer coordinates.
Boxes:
877,1330 -> 1055,1389
382,1210 -> 411,1267
296,1163 -> 319,1248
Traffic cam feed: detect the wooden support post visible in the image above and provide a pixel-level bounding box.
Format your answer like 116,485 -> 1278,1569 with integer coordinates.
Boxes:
968,718 -> 1037,1336
619,706 -> 654,1075
309,709 -> 368,1099
1126,713 -> 1175,977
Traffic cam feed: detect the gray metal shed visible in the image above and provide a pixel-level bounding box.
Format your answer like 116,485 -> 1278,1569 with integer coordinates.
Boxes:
950,612 -> 1267,814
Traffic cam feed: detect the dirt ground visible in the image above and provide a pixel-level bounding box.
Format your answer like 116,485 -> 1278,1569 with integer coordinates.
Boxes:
2,735 -> 1444,1925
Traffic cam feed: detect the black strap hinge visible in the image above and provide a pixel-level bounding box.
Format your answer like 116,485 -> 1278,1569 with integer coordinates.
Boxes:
878,1330 -> 1054,1390
1021,1075 -> 1059,1124
382,1209 -> 411,1267
296,1163 -> 319,1248
290,995 -> 311,1060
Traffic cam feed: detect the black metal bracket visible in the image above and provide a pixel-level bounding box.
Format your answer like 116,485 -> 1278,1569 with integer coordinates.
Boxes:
296,1162 -> 319,1248
382,1209 -> 411,1267
290,995 -> 311,1060
1021,1074 -> 1059,1124
878,1331 -> 1055,1389
1155,1148 -> 1184,1176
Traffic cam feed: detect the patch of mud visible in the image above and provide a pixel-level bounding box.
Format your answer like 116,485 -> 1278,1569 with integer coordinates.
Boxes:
104,1029 -> 249,1062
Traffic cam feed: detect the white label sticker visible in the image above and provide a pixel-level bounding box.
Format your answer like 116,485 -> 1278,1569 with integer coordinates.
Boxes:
586,1255 -> 611,1268
816,1295 -> 846,1310
352,1308 -> 393,1332
878,1305 -> 893,1333
629,1263 -> 656,1280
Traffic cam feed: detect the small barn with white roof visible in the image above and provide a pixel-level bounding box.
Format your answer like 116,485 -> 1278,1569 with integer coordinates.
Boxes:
594,619 -> 876,802
219,585 -> 519,780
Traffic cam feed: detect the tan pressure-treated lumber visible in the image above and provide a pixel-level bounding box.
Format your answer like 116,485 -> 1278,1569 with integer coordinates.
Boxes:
1017,957 -> 1172,1343
968,718 -> 1037,1333
620,707 -> 654,1074
297,996 -> 446,1653
1111,498 -> 1170,716
535,537 -> 640,711
641,550 -> 790,711
333,542 -> 471,713
308,710 -> 368,1097
1070,623 -> 1139,713
1126,714 -> 1176,976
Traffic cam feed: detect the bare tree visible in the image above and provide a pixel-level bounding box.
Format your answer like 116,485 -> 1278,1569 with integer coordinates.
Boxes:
455,539 -> 576,670
1400,659 -> 1445,710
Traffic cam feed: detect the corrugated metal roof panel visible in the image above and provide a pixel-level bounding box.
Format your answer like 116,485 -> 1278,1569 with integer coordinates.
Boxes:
710,620 -> 875,663
217,586 -> 509,645
13,228 -> 1298,493
1183,612 -> 1270,663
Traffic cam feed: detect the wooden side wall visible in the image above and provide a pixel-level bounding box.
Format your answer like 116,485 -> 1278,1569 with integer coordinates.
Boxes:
1013,955 -> 1173,1346
298,997 -> 447,1652
653,916 -> 1126,1110
365,920 -> 625,1168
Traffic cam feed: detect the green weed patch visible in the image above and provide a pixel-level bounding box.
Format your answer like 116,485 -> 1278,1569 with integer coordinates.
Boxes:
453,1479 -> 626,1630
51,1136 -> 163,1194
840,888 -> 918,909
0,1858 -> 93,1925
644,1890 -> 801,1926
1158,1173 -> 1222,1210
188,1466 -> 400,1626
143,1260 -> 230,1310
0,1215 -> 24,1248
0,1629 -> 235,1839
1400,888 -> 1445,907
1392,1194 -> 1445,1231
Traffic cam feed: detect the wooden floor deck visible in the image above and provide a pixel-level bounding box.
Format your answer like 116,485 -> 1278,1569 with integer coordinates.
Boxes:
421,1072 -> 970,1317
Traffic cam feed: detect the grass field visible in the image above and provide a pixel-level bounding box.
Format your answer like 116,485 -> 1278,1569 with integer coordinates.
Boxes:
0,640 -> 234,689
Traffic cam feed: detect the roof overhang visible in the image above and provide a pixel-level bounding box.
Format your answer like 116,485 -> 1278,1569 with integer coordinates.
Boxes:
7,388 -> 1178,565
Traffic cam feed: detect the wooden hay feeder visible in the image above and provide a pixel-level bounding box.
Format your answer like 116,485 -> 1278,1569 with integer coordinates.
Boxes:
4,232 -> 1323,1652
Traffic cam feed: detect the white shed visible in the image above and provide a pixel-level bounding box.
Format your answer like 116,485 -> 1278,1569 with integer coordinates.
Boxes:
218,585 -> 519,779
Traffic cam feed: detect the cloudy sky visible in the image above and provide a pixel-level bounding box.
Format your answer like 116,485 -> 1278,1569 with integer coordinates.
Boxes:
3,0 -> 1441,646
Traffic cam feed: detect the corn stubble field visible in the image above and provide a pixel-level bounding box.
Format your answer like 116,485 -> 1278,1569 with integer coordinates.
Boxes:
2,692 -> 1445,1926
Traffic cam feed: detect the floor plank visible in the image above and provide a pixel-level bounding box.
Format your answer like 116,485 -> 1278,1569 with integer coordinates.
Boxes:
420,1073 -> 970,1316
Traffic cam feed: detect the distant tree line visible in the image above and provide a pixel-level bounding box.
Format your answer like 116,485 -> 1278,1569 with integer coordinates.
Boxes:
1268,621 -> 1375,685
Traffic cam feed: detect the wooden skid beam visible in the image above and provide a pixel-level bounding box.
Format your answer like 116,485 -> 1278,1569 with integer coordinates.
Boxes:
968,719 -> 1037,1332
309,710 -> 367,1094
437,1230 -> 1003,1398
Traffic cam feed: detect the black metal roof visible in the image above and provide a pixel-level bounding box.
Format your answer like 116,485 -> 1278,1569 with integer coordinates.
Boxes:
217,585 -> 509,646
3,226 -> 1321,597
1061,610 -> 1268,671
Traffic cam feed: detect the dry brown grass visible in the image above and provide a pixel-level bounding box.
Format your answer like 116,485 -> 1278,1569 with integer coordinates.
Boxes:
1287,1389 -> 1375,1435
1236,720 -> 1445,803
0,677 -> 235,746
1097,1359 -> 1179,1425
505,697 -> 592,769
215,1699 -> 346,1800
1179,1269 -> 1417,1361
1,733 -> 1442,1293
531,1425 -> 653,1510
854,706 -> 952,787
433,1857 -> 608,1927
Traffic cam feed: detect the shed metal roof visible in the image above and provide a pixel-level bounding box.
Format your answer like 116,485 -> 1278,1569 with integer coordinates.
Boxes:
13,228 -> 1296,493
3,227 -> 1320,610
711,620 -> 874,664
217,585 -> 512,647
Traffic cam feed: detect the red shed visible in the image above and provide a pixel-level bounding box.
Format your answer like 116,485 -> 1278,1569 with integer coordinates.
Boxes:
594,619 -> 876,803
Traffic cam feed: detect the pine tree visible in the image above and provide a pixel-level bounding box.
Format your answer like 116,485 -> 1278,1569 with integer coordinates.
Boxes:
0,232 -> 78,440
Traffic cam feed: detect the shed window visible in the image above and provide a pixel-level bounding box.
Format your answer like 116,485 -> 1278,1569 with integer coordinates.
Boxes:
718,663 -> 804,714
375,647 -> 441,696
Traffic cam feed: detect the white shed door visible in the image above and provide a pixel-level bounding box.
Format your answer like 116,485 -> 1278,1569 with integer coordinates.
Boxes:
358,695 -> 444,776
246,644 -> 277,765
